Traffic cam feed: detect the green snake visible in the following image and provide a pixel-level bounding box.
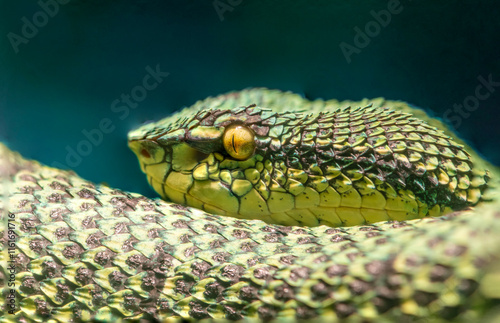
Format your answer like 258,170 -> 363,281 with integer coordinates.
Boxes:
1,88 -> 500,322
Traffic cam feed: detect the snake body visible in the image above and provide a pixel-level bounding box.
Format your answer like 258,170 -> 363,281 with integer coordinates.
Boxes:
1,88 -> 500,322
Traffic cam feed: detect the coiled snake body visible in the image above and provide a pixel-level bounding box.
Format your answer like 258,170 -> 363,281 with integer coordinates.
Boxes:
1,89 -> 500,322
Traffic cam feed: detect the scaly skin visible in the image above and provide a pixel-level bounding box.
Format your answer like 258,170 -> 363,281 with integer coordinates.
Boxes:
1,88 -> 500,322
128,90 -> 491,227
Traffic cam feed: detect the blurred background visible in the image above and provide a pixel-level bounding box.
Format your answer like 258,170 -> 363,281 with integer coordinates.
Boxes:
1,0 -> 499,197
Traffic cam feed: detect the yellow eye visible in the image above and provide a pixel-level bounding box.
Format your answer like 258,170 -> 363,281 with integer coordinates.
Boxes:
223,125 -> 255,160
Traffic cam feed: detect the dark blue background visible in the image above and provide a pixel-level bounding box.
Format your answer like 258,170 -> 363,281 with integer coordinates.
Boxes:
1,0 -> 499,198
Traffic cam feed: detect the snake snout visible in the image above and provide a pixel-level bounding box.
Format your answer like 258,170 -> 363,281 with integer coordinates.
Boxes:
128,139 -> 166,161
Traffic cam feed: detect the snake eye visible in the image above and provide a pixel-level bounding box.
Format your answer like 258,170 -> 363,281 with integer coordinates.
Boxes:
222,125 -> 255,160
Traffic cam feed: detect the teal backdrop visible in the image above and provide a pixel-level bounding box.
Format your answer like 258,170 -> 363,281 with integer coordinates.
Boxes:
1,0 -> 499,197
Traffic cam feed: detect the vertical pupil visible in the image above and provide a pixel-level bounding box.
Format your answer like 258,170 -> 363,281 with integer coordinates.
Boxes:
232,134 -> 237,153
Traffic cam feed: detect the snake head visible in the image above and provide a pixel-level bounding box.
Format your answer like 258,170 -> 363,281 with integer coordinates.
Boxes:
129,103 -> 492,227
128,104 -> 295,224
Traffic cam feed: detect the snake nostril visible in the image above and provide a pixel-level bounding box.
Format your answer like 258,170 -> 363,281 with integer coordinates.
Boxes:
141,148 -> 151,158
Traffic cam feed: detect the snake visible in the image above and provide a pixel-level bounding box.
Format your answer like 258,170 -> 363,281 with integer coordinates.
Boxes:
1,88 -> 500,322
